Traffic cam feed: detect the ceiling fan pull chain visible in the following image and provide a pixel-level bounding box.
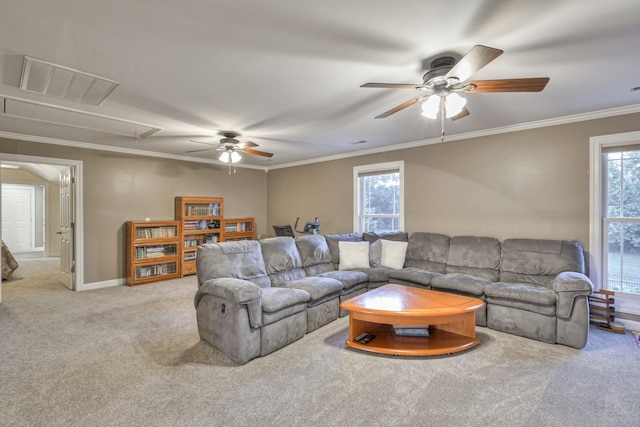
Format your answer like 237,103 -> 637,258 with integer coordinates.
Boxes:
440,96 -> 446,142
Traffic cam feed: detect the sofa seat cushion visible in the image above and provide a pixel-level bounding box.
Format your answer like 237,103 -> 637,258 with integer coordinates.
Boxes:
389,267 -> 438,287
260,287 -> 310,325
359,267 -> 389,283
485,282 -> 556,316
430,273 -> 488,297
281,276 -> 343,306
317,270 -> 368,291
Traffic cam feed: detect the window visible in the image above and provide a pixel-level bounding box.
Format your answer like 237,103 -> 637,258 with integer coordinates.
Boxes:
604,148 -> 640,294
590,131 -> 640,321
353,161 -> 404,233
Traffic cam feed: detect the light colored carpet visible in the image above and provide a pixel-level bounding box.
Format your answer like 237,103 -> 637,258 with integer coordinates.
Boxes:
1,258 -> 639,427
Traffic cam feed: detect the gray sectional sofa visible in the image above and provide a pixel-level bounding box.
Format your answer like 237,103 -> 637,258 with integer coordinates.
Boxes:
194,231 -> 593,364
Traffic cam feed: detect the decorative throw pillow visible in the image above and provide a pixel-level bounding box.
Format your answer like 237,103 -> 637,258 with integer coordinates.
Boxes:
381,239 -> 408,270
338,241 -> 370,270
369,239 -> 382,268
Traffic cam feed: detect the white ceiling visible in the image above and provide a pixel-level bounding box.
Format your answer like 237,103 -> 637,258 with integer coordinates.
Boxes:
1,0 -> 640,169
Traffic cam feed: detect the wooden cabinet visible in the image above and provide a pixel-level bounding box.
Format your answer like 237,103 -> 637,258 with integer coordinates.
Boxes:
126,220 -> 180,286
175,197 -> 224,277
223,217 -> 255,241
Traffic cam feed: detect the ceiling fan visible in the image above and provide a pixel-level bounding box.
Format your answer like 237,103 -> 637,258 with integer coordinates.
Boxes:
187,131 -> 273,174
361,45 -> 550,140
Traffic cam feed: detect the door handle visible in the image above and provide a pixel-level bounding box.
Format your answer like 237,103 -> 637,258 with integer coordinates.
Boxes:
56,231 -> 62,235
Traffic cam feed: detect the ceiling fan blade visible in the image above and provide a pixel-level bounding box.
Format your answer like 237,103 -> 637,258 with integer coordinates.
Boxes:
462,77 -> 550,93
361,83 -> 424,89
450,106 -> 470,121
445,45 -> 503,83
238,140 -> 259,149
375,96 -> 423,119
242,147 -> 273,158
185,148 -> 215,154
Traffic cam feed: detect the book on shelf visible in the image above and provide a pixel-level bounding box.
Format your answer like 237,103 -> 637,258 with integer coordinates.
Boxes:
225,222 -> 252,233
145,252 -> 166,258
136,244 -> 178,259
186,204 -> 221,217
136,226 -> 176,239
135,262 -> 177,278
184,234 -> 218,247
392,325 -> 430,337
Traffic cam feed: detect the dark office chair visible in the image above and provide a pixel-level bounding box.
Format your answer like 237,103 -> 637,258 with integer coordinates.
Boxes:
272,225 -> 295,238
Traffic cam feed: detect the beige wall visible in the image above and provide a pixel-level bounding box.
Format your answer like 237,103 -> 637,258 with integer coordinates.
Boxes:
0,168 -> 61,257
268,113 -> 640,254
0,138 -> 267,284
1,112 -> 638,284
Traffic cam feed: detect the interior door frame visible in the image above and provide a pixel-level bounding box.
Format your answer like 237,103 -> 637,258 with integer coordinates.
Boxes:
0,153 -> 84,293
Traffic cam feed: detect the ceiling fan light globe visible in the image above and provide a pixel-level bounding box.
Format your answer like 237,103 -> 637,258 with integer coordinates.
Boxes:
219,151 -> 230,163
230,151 -> 241,163
445,93 -> 467,118
421,95 -> 440,119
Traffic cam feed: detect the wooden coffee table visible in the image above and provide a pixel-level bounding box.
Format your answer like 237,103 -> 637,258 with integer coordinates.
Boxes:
340,284 -> 485,356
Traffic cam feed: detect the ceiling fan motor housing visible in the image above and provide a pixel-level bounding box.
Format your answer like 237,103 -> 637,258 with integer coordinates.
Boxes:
422,56 -> 456,87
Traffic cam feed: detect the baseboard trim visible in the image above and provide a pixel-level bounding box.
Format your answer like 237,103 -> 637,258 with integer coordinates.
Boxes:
78,278 -> 126,291
618,318 -> 640,332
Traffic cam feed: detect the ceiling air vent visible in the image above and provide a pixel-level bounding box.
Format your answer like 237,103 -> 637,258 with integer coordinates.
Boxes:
19,56 -> 119,105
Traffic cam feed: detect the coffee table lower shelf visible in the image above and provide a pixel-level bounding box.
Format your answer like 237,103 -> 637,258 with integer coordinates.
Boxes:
346,323 -> 480,356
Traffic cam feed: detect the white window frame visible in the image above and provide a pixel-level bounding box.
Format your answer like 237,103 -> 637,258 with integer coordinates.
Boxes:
590,130 -> 640,319
353,161 -> 404,233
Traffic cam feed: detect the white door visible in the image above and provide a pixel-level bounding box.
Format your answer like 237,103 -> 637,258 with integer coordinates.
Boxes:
58,167 -> 75,290
1,185 -> 34,252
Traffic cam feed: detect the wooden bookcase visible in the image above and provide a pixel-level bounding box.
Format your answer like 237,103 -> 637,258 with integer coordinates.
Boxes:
223,217 -> 255,241
126,220 -> 181,286
175,197 -> 224,276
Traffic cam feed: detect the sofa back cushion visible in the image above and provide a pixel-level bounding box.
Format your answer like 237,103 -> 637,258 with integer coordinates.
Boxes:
499,238 -> 585,288
295,234 -> 335,276
403,232 -> 450,273
363,231 -> 409,243
324,232 -> 364,266
196,240 -> 271,288
446,236 -> 501,282
260,236 -> 307,286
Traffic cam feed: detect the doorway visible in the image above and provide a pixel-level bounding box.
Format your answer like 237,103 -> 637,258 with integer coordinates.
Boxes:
0,154 -> 84,302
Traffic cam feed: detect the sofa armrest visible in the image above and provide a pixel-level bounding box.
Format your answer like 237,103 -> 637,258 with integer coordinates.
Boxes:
194,278 -> 263,328
552,271 -> 594,319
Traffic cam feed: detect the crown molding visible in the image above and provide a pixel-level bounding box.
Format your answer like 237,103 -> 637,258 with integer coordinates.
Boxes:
2,104 -> 639,172
267,104 -> 640,170
0,131 -> 269,171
